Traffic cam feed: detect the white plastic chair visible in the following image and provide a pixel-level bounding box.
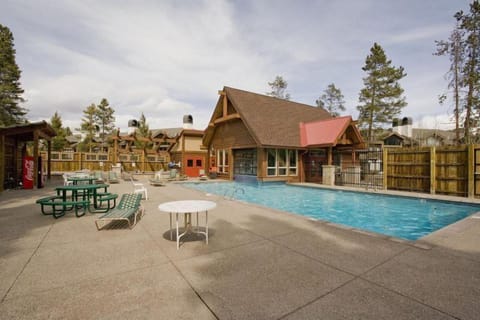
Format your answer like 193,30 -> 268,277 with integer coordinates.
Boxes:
63,174 -> 73,186
131,177 -> 148,200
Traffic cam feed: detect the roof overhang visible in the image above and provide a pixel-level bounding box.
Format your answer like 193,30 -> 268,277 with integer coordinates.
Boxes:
0,121 -> 56,141
299,116 -> 365,148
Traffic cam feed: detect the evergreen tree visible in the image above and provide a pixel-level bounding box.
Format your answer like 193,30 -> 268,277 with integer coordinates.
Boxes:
357,43 -> 407,142
435,22 -> 464,144
79,103 -> 98,152
50,111 -> 68,151
95,98 -> 115,149
455,1 -> 480,143
135,113 -> 152,150
0,24 -> 27,126
267,75 -> 291,100
316,83 -> 346,117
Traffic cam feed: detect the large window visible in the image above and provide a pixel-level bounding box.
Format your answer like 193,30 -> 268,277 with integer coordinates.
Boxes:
217,149 -> 229,173
267,149 -> 298,177
234,149 -> 257,176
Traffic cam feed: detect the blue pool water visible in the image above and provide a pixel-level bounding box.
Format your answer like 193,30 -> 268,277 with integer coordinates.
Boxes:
183,181 -> 480,240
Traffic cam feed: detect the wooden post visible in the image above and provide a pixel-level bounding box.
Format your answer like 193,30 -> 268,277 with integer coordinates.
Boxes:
257,148 -> 264,180
229,148 -> 234,180
33,131 -> 39,189
382,147 -> 388,190
430,146 -> 436,195
468,144 -> 474,198
47,140 -> 52,181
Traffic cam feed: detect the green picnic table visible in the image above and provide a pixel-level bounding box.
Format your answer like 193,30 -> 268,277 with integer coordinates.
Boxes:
54,183 -> 114,215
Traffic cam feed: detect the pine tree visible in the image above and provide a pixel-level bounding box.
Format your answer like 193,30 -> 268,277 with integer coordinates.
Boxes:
79,103 -> 98,152
434,22 -> 464,144
0,24 -> 27,126
357,43 -> 407,142
95,98 -> 115,149
50,111 -> 68,151
315,83 -> 345,117
135,113 -> 152,150
267,75 -> 291,100
455,1 -> 480,143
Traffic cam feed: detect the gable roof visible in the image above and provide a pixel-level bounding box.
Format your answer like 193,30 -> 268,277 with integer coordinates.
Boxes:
205,86 -> 332,148
299,116 -> 364,147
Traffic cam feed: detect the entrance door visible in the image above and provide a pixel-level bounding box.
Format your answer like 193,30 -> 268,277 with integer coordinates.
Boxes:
185,156 -> 204,177
303,150 -> 327,183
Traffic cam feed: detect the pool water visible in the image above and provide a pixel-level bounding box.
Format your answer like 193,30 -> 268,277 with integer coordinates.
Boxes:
183,181 -> 480,240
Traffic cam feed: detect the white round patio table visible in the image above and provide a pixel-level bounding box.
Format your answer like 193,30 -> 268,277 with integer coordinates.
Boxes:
158,200 -> 216,249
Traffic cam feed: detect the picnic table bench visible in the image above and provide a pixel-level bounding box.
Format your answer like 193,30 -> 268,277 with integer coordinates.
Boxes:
36,196 -> 90,219
36,183 -> 119,218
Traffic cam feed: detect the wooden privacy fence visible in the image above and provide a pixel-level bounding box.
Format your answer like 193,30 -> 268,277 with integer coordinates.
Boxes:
41,151 -> 170,174
384,145 -> 480,198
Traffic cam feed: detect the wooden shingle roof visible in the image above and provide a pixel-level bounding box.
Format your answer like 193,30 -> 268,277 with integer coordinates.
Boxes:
211,86 -> 332,148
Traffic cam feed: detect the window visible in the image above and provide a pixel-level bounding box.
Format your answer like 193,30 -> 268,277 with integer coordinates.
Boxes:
278,149 -> 287,176
187,159 -> 194,167
267,149 -> 277,176
234,149 -> 257,176
196,159 -> 202,167
217,149 -> 229,173
288,150 -> 297,175
266,149 -> 298,177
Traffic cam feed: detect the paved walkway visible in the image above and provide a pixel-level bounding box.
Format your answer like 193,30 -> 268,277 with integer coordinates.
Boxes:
1,176 -> 479,319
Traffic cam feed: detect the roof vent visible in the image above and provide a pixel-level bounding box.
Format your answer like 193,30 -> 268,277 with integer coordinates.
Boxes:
183,114 -> 193,129
128,119 -> 138,135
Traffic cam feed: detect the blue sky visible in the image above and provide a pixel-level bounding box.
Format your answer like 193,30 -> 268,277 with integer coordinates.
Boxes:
0,0 -> 472,132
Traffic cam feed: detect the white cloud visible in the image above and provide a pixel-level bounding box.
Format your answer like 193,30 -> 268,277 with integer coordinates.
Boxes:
1,0 -> 473,134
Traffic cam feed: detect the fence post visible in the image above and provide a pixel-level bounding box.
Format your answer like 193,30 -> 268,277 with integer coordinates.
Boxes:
468,144 -> 474,198
382,148 -> 388,190
430,146 -> 436,195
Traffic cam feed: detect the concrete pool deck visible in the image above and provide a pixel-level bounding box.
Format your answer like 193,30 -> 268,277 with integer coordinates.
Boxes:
1,176 -> 479,319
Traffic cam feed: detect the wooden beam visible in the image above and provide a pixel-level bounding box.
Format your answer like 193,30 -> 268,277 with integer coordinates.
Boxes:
430,146 -> 436,195
327,146 -> 333,165
47,140 -> 51,180
213,113 -> 241,124
223,94 -> 228,117
468,144 -> 474,198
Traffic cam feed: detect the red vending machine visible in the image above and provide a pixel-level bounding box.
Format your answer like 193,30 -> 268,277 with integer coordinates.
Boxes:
23,156 -> 34,189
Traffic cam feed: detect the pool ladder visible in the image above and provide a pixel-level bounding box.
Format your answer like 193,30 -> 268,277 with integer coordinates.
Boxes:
224,187 -> 245,200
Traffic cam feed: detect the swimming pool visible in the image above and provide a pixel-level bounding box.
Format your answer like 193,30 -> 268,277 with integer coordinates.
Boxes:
183,181 -> 480,240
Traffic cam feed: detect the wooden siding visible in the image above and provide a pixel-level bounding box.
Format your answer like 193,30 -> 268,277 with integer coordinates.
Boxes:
210,119 -> 256,149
